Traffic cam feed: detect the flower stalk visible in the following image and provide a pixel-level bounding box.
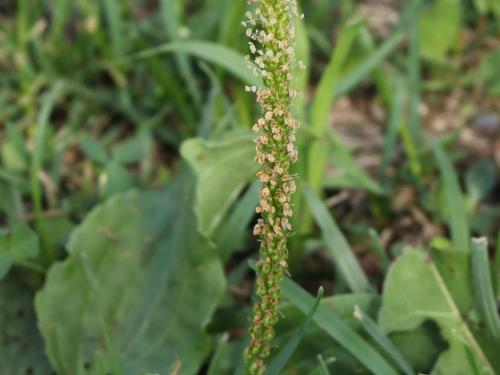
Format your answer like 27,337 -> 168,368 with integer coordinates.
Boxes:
243,0 -> 302,373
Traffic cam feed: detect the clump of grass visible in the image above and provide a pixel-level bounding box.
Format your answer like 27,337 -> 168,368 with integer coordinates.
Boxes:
242,0 -> 303,373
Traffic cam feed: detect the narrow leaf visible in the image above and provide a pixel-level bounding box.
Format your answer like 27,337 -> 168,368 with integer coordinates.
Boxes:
431,141 -> 470,251
471,237 -> 500,338
132,41 -> 259,86
266,287 -> 324,375
335,29 -> 405,98
303,186 -> 370,292
282,278 -> 398,375
354,306 -> 415,375
316,354 -> 332,375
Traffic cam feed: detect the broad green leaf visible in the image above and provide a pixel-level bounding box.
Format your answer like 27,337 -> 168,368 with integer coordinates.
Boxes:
35,166 -> 226,375
379,249 -> 494,374
181,136 -> 258,236
0,224 -> 40,281
1,142 -> 27,172
0,277 -> 52,375
132,41 -> 260,86
80,136 -> 108,164
388,322 -> 446,374
303,187 -> 371,293
102,161 -> 134,197
10,224 -> 39,262
419,0 -> 462,61
112,136 -> 147,164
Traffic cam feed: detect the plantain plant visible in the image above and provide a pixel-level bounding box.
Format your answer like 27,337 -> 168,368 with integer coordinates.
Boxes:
241,0 -> 304,373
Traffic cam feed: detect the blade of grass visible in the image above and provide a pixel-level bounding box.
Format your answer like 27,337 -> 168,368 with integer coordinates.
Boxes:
353,306 -> 415,375
198,62 -> 221,138
303,186 -> 371,292
92,351 -> 107,375
102,0 -> 125,57
31,82 -> 64,263
406,0 -> 423,176
265,287 -> 324,375
131,41 -> 259,86
431,141 -> 470,251
160,0 -> 202,108
326,128 -> 384,194
292,20 -> 402,261
307,19 -> 363,195
317,354 -> 332,375
282,278 -> 398,375
334,29 -> 405,99
293,3 -> 310,122
367,229 -> 390,272
380,79 -> 405,187
292,20 -> 363,258
217,0 -> 246,48
144,57 -> 197,132
50,0 -> 70,45
471,237 -> 500,338
495,232 -> 500,299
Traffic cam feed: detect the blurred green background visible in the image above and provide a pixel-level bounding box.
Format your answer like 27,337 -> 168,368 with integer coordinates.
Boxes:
0,0 -> 499,374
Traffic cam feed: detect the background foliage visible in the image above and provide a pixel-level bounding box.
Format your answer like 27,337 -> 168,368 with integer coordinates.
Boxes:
0,0 -> 499,374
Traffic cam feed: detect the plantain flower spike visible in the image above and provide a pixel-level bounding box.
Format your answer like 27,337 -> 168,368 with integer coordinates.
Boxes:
243,0 -> 304,373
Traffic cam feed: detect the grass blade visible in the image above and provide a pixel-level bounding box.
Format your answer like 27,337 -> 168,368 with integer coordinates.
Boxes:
265,287 -> 324,375
471,237 -> 500,338
334,29 -> 405,99
294,20 -> 364,262
495,232 -> 500,299
132,41 -> 259,86
353,306 -> 415,375
31,82 -> 64,263
102,0 -> 124,57
303,186 -> 371,292
367,229 -> 390,272
325,128 -> 384,195
159,0 -> 202,108
380,79 -> 405,187
431,141 -> 470,251
407,0 -> 422,176
307,19 -> 363,195
316,354 -> 332,375
282,278 -> 398,375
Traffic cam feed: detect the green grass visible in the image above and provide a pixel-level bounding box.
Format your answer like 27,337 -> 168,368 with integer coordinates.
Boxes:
0,1 -> 499,374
